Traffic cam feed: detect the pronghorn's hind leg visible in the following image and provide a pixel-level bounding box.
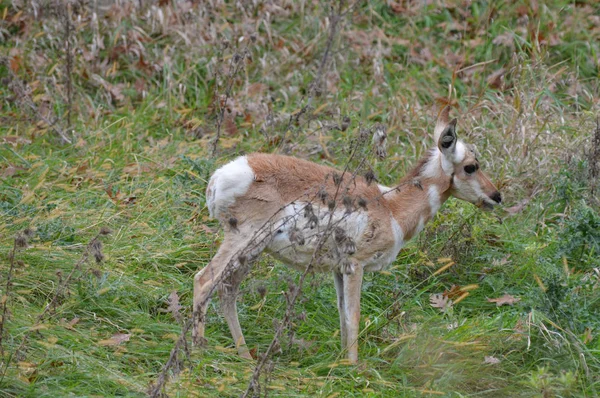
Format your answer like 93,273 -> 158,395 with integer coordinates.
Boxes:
192,235 -> 244,347
192,224 -> 271,355
218,265 -> 252,359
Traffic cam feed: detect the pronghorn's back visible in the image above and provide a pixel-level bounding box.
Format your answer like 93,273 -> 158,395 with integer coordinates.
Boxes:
207,153 -> 389,223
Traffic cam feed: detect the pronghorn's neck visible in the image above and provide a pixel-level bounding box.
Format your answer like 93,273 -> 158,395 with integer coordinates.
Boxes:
384,148 -> 453,240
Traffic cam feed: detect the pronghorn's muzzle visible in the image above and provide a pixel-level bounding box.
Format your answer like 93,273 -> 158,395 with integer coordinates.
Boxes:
478,191 -> 502,210
490,191 -> 502,204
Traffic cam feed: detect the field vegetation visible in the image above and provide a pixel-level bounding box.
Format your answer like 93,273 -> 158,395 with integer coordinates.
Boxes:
1,0 -> 599,396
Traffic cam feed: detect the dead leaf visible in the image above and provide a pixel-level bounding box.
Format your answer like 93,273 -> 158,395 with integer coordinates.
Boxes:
167,291 -> 182,323
10,55 -> 21,73
98,333 -> 131,346
247,82 -> 267,98
122,196 -> 137,205
430,293 -> 453,312
583,328 -> 593,344
224,113 -> 237,136
487,294 -> 521,306
492,32 -> 514,49
491,255 -> 511,267
505,198 -> 530,215
484,356 -> 501,364
66,317 -> 80,330
199,224 -> 217,235
487,68 -> 506,89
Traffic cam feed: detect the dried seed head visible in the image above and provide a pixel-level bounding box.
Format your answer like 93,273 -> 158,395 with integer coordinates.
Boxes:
365,170 -> 377,185
89,238 -> 104,263
359,127 -> 371,142
340,259 -> 355,275
250,32 -> 258,43
342,237 -> 356,255
333,227 -> 347,244
328,200 -> 336,211
94,251 -> 104,263
332,173 -> 342,186
340,116 -> 351,132
372,124 -> 387,159
307,214 -> 318,229
15,234 -> 28,248
358,197 -> 368,210
297,311 -> 307,322
257,285 -> 267,298
343,195 -> 354,213
412,178 -> 423,190
233,52 -> 243,63
303,203 -> 314,218
318,188 -> 329,204
289,228 -> 305,246
23,228 -> 34,237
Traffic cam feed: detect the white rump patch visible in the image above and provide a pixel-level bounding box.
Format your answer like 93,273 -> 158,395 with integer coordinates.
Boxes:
206,156 -> 255,219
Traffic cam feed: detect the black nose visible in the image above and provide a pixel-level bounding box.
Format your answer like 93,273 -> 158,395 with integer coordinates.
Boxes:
490,191 -> 502,204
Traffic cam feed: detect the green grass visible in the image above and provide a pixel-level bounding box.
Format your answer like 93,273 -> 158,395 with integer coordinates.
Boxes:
1,0 -> 599,396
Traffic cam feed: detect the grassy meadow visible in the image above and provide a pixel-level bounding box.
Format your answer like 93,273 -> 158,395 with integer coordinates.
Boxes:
1,0 -> 600,396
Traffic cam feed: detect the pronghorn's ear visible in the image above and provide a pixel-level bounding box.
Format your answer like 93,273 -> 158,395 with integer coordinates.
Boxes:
437,118 -> 458,155
433,105 -> 451,143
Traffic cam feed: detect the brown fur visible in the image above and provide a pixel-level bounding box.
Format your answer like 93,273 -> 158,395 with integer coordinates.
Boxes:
242,152 -> 452,241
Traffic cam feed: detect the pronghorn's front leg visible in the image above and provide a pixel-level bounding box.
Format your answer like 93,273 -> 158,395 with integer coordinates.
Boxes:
343,263 -> 364,363
332,271 -> 347,350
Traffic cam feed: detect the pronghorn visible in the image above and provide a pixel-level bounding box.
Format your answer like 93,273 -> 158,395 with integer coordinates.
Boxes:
192,109 -> 501,363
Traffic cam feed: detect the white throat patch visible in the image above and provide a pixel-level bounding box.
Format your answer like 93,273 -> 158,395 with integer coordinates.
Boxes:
428,185 -> 441,217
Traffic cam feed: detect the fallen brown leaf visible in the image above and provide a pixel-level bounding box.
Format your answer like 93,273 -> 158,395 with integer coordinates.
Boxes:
487,294 -> 521,306
167,291 -> 182,323
487,68 -> 506,89
505,198 -> 530,215
484,356 -> 501,364
98,333 -> 131,346
430,293 -> 452,312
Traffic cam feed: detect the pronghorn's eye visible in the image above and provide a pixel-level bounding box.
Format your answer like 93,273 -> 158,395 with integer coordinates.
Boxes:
464,164 -> 478,174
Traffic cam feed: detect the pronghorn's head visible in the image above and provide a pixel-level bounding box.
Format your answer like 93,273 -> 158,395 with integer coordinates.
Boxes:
433,110 -> 502,210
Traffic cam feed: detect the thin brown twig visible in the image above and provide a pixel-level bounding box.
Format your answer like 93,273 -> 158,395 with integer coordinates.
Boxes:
210,44 -> 250,158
